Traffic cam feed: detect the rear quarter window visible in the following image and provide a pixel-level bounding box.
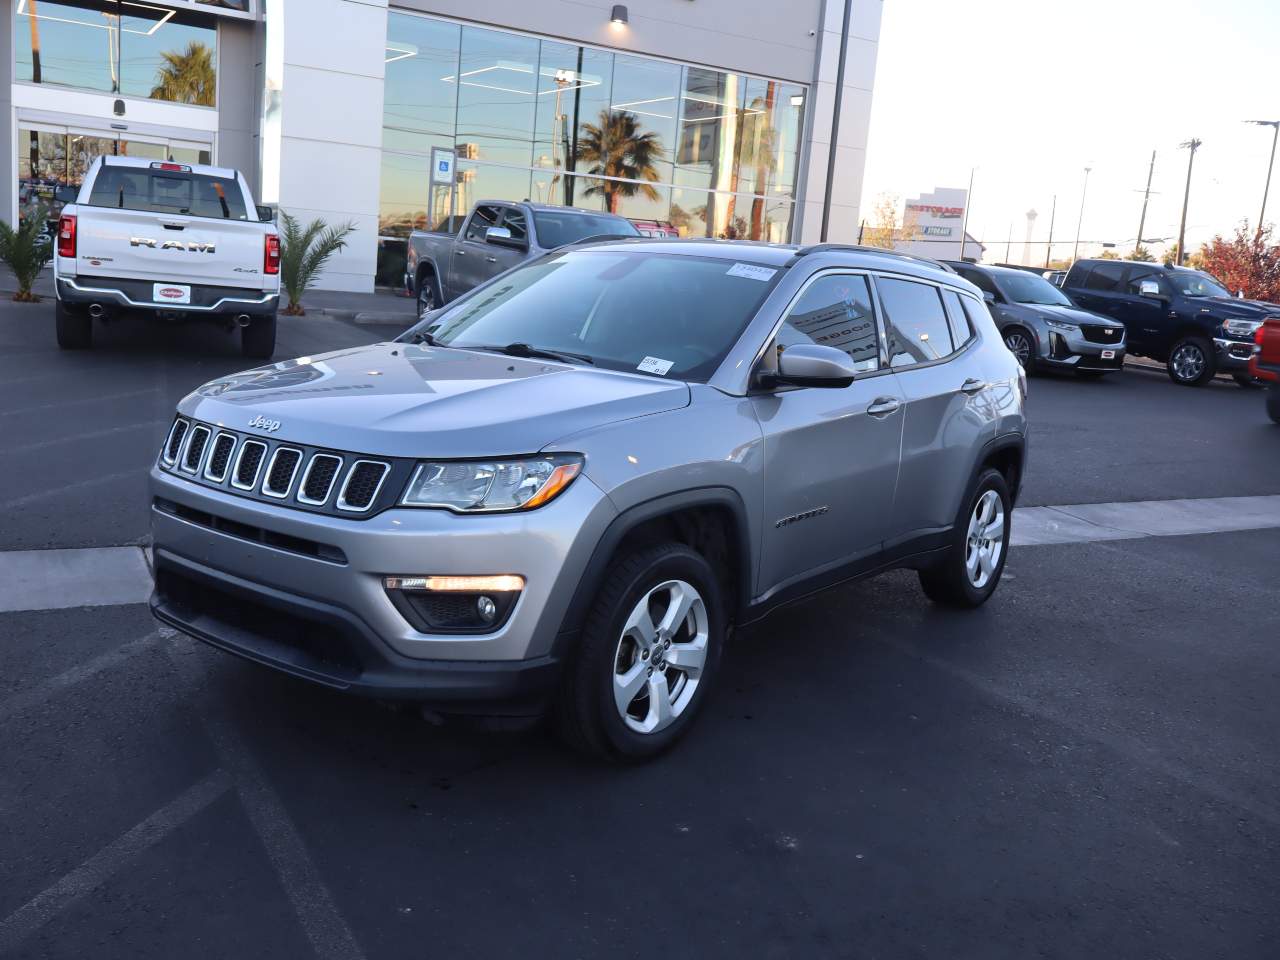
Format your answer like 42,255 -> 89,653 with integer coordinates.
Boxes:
1083,261 -> 1126,292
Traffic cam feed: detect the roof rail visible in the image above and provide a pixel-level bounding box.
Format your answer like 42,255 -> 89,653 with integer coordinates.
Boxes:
787,243 -> 957,273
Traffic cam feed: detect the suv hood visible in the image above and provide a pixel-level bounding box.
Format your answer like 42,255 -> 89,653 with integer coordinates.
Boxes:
1027,303 -> 1114,325
183,342 -> 690,458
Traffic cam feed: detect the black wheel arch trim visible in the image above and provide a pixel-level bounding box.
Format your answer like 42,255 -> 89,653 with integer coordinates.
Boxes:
554,486 -> 754,652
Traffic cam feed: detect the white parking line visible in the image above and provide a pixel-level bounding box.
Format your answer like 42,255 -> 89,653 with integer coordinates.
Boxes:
1,468 -> 150,511
0,770 -> 233,954
0,546 -> 152,613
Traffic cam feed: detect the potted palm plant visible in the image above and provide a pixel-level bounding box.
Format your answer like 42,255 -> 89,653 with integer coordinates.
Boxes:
278,211 -> 357,316
0,207 -> 53,303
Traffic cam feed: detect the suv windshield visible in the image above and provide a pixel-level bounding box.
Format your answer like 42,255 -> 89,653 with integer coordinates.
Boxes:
87,165 -> 249,220
404,250 -> 781,382
1169,271 -> 1229,298
533,212 -> 639,247
999,272 -> 1072,306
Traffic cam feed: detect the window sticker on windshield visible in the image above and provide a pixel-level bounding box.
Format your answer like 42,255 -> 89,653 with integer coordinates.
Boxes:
637,356 -> 674,376
726,263 -> 777,282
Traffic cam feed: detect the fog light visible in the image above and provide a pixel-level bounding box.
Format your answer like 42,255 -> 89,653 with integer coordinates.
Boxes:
383,575 -> 523,634
477,595 -> 497,622
384,574 -> 524,592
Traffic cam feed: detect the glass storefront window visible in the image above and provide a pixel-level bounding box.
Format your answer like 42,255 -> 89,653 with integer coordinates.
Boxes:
453,27 -> 539,167
119,8 -> 218,106
607,55 -> 680,184
737,79 -> 806,201
673,67 -> 744,196
14,1 -> 218,106
383,13 -> 461,156
379,151 -> 432,239
532,41 -> 613,208
453,162 -> 532,214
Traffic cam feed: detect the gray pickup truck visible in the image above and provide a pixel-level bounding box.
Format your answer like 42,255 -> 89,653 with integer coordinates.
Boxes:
405,200 -> 639,318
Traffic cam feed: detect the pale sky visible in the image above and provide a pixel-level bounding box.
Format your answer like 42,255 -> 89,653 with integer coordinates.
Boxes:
859,0 -> 1280,263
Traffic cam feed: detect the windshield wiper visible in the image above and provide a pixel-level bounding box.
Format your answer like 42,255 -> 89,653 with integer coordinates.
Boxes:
481,342 -> 595,365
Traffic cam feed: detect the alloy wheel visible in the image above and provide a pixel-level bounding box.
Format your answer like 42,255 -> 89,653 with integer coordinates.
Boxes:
965,489 -> 1005,589
612,579 -> 708,734
416,281 -> 436,320
1004,331 -> 1032,368
1171,343 -> 1205,382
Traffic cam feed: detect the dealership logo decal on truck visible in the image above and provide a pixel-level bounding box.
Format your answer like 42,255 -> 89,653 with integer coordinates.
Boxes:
130,236 -> 216,253
247,414 -> 282,433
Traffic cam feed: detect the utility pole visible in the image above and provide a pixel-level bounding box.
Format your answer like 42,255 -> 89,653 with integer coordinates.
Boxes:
958,167 -> 975,262
1136,150 -> 1156,250
1245,120 -> 1279,237
1044,194 -> 1056,268
1072,166 -> 1092,264
1176,138 -> 1202,266
1005,223 -> 1013,263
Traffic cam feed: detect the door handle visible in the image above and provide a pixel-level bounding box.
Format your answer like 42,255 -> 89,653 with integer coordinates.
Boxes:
455,249 -> 466,256
485,255 -> 497,263
960,378 -> 987,394
866,397 -> 901,417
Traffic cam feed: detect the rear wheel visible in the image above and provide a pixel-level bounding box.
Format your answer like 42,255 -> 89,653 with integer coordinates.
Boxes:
416,269 -> 441,320
1267,387 -> 1280,424
557,542 -> 724,762
241,312 -> 277,359
1003,327 -> 1035,372
55,299 -> 92,350
1167,336 -> 1215,386
919,468 -> 1011,608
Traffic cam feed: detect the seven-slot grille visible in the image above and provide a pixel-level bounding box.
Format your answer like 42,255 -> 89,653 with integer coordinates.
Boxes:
159,417 -> 392,515
1080,324 -> 1125,345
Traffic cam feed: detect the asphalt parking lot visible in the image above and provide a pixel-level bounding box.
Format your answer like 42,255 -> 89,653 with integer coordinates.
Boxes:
2,300 -> 1278,959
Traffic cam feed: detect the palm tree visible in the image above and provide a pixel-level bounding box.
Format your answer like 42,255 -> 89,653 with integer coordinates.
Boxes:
149,41 -> 215,107
0,205 -> 54,302
278,211 -> 357,315
575,110 -> 663,215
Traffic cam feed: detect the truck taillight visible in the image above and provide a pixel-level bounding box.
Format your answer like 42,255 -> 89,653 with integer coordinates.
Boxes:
57,215 -> 76,258
264,234 -> 280,275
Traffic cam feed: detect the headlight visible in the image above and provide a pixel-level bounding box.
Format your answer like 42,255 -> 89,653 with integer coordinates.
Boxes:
400,454 -> 583,512
1222,318 -> 1262,337
1044,318 -> 1079,331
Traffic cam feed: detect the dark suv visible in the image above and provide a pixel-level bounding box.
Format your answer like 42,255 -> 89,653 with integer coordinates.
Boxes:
1063,259 -> 1279,387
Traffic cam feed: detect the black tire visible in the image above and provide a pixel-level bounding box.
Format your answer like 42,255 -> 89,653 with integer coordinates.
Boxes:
55,299 -> 92,350
1075,370 -> 1107,379
1267,386 -> 1280,425
416,269 -> 441,319
241,312 -> 277,359
1002,326 -> 1036,373
1166,336 -> 1215,386
918,467 -> 1011,608
1233,372 -> 1264,389
556,542 -> 725,762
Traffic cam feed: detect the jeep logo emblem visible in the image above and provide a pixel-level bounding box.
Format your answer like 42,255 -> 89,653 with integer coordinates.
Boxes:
247,414 -> 281,433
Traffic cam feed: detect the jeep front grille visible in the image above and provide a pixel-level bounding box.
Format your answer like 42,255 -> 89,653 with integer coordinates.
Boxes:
158,416 -> 395,516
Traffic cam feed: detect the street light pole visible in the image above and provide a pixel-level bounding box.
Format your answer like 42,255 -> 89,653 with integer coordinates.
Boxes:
1176,138 -> 1202,266
1071,166 -> 1091,264
958,167 -> 975,262
1044,194 -> 1056,268
1246,120 -> 1279,236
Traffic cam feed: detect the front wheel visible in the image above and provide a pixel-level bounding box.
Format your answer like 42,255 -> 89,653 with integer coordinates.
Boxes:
55,299 -> 92,349
557,542 -> 725,762
241,312 -> 277,359
919,468 -> 1011,608
1167,336 -> 1215,386
1003,327 -> 1036,373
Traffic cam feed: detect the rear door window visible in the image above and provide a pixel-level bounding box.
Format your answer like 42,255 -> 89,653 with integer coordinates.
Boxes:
942,289 -> 974,349
500,207 -> 528,244
86,166 -> 248,220
877,277 -> 955,367
1083,261 -> 1126,292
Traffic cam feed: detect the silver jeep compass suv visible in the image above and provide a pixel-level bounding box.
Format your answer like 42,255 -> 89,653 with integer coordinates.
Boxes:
150,240 -> 1028,760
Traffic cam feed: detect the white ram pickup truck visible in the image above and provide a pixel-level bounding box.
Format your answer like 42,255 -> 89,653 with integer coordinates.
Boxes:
52,156 -> 280,358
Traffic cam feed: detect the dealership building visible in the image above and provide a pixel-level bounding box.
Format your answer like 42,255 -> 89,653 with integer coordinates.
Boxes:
2,0 -> 882,291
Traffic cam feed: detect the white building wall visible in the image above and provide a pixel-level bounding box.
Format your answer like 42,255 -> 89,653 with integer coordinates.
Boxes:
264,0 -> 390,292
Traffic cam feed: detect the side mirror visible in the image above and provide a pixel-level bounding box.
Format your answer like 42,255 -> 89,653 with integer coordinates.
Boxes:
1138,279 -> 1163,299
762,344 -> 858,389
983,291 -> 997,304
485,226 -> 525,249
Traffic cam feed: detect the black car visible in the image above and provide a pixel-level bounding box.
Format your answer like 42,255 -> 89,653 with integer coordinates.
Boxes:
1063,259 -> 1279,387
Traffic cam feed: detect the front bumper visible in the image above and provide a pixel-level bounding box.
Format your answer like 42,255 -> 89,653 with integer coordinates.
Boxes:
149,465 -> 616,705
57,276 -> 278,318
1037,326 -> 1126,371
1213,337 -> 1258,371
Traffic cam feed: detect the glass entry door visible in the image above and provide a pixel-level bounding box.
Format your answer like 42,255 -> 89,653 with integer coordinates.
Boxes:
16,122 -> 212,240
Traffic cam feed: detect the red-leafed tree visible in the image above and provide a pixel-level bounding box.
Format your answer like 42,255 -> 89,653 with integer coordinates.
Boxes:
1197,222 -> 1280,303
